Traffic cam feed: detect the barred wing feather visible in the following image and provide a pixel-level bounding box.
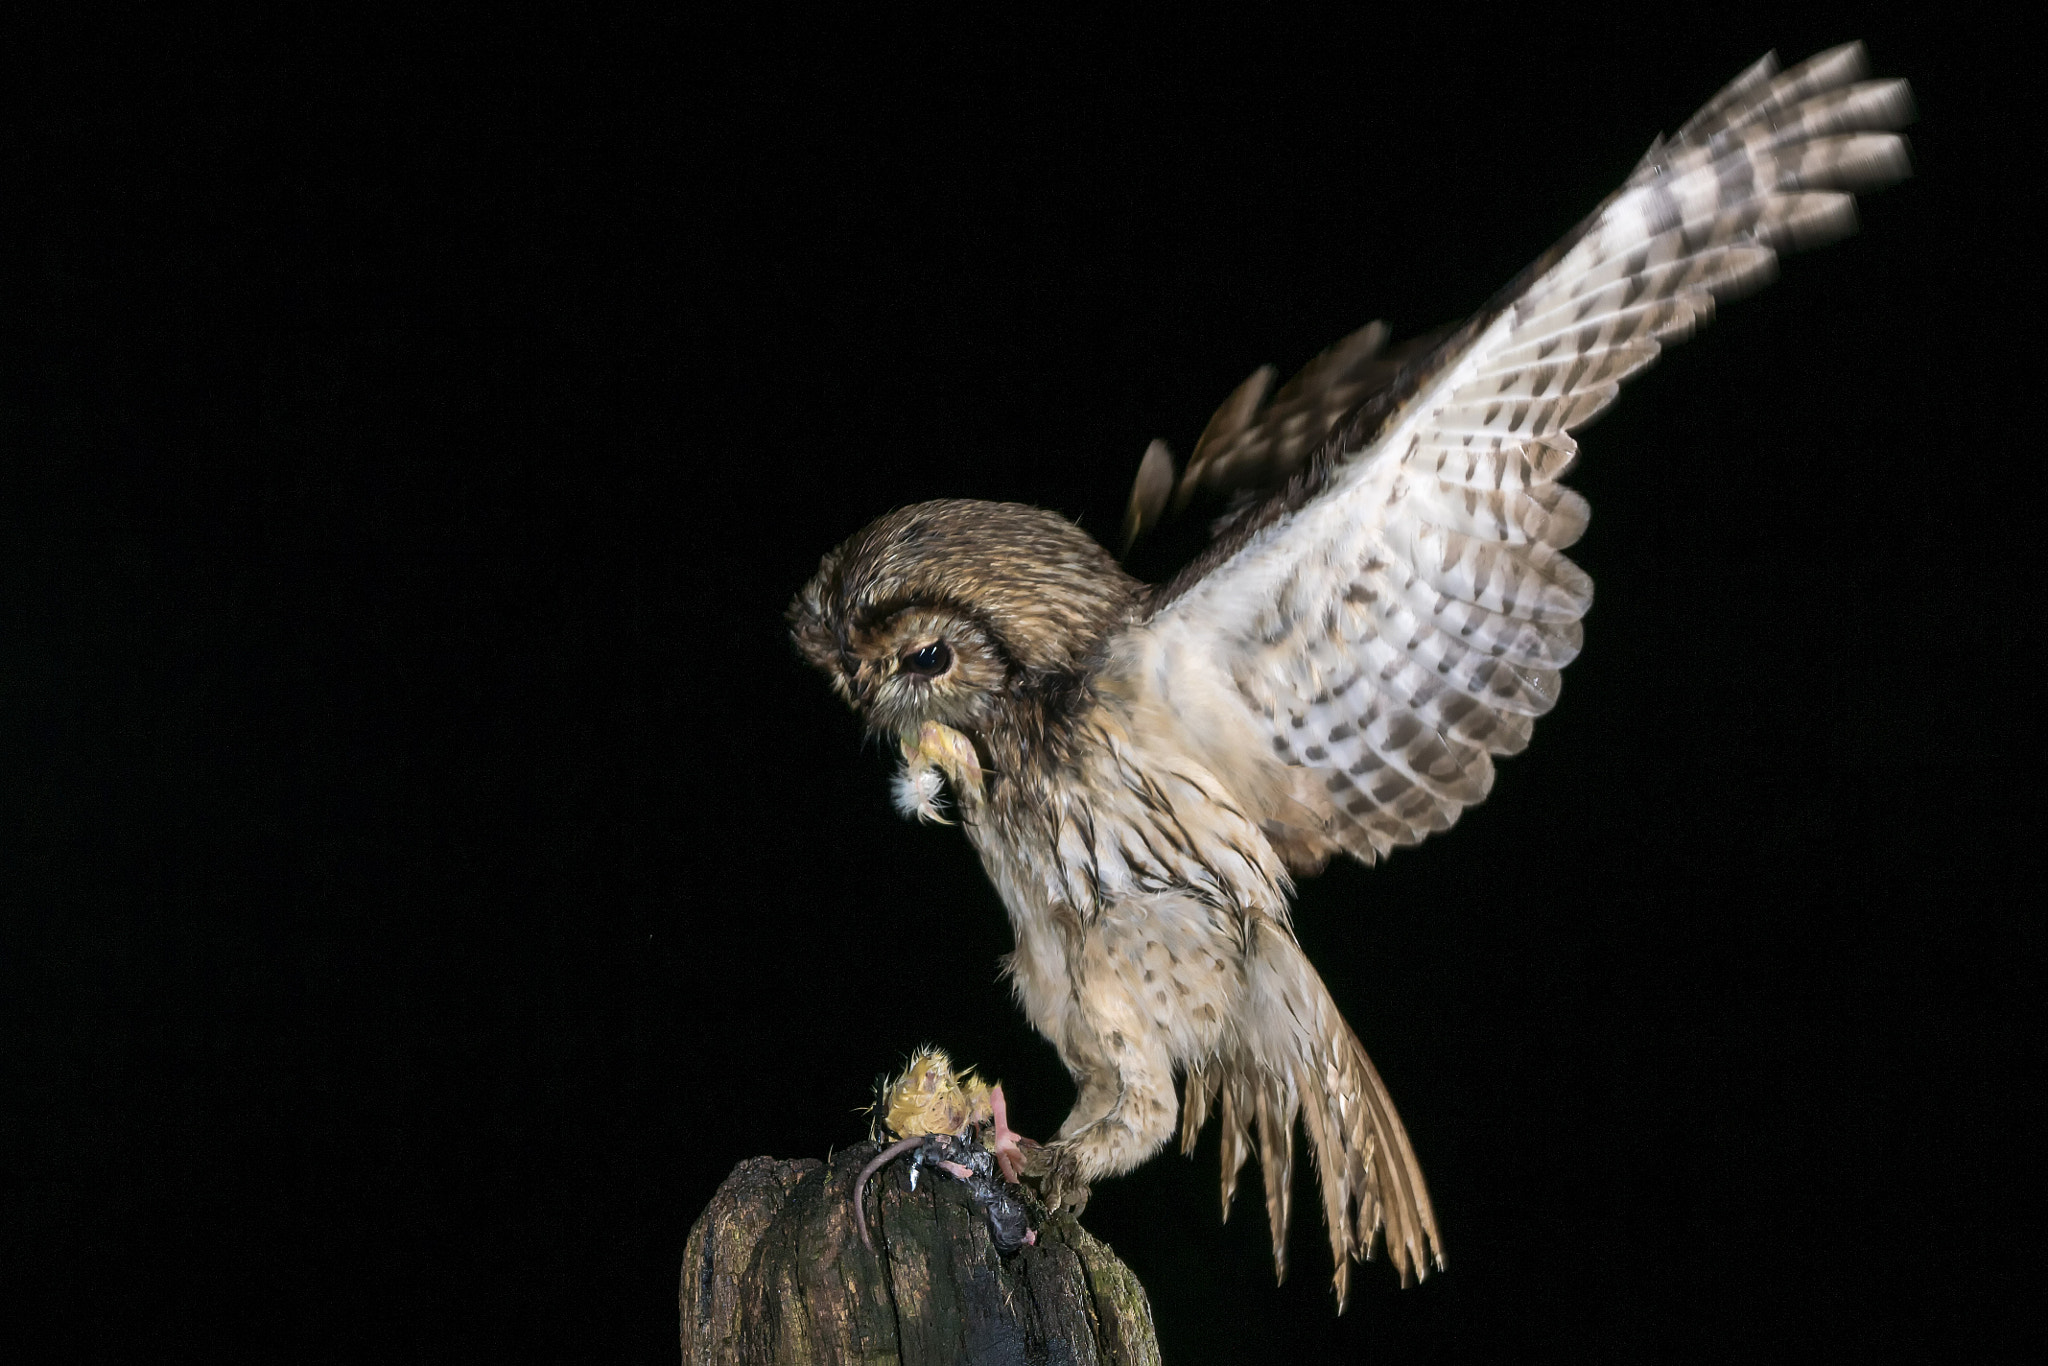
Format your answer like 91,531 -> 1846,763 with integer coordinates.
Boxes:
1124,44 -> 1912,867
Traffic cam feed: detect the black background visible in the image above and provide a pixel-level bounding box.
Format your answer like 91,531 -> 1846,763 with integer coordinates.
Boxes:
6,9 -> 2040,1364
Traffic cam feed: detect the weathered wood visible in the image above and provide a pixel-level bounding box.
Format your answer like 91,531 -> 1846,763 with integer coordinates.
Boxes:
682,1143 -> 1161,1366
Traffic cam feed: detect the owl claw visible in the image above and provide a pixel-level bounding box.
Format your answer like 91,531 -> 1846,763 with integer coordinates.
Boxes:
1022,1142 -> 1091,1216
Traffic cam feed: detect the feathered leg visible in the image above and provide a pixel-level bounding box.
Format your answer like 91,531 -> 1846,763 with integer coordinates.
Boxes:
1045,1006 -> 1179,1186
1031,917 -> 1186,1208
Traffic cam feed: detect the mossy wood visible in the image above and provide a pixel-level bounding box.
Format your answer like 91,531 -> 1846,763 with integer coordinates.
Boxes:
681,1145 -> 1161,1365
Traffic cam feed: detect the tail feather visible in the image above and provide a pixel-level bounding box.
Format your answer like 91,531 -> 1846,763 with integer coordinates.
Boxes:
1186,919 -> 1445,1309
1213,1068 -> 1253,1223
1180,1060 -> 1216,1157
1254,1074 -> 1296,1281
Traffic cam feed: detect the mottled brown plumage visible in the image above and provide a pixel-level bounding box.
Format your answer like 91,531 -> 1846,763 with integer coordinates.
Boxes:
789,45 -> 1911,1308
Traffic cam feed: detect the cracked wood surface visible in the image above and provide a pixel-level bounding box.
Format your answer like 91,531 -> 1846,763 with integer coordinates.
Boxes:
682,1144 -> 1161,1365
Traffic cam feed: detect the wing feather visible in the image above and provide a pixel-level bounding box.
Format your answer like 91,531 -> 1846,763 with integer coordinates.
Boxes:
1115,44 -> 1911,864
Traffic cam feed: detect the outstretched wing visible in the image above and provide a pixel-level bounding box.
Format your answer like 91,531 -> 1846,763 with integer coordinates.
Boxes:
1114,44 -> 1912,867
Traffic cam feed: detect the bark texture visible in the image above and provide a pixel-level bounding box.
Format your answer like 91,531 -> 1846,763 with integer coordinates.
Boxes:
681,1143 -> 1161,1366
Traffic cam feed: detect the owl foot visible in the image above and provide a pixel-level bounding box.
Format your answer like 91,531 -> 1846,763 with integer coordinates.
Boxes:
1022,1141 -> 1092,1216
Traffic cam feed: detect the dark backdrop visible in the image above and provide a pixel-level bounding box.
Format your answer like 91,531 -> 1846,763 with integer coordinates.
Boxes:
6,10 -> 2038,1363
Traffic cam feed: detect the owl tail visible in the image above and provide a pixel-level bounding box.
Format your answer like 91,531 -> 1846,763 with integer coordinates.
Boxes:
1182,920 -> 1444,1311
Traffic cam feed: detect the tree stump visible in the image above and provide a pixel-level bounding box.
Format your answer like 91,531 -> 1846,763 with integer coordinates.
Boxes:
681,1143 -> 1161,1365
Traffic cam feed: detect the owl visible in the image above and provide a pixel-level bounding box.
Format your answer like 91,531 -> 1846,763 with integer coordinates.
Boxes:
790,46 -> 1910,1308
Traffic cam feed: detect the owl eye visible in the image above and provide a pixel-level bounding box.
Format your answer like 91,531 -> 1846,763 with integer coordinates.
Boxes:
901,641 -> 953,677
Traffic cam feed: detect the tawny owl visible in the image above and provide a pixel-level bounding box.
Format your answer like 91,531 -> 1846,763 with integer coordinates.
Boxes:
789,45 -> 1910,1307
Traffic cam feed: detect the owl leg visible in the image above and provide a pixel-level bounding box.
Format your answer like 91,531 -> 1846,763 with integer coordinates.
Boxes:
1031,987 -> 1180,1212
1019,1031 -> 1112,1213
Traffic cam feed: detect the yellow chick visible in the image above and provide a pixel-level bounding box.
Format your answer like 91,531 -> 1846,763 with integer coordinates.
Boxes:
874,1045 -> 994,1141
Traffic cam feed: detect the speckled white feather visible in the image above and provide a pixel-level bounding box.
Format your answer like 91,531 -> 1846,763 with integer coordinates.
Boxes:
891,760 -> 949,823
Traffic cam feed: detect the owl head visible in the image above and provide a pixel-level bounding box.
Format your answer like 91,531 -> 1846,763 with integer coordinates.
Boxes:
788,499 -> 1139,742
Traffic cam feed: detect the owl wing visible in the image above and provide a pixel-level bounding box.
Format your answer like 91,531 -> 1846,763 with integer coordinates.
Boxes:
1120,321 -> 1452,550
1115,44 -> 1912,866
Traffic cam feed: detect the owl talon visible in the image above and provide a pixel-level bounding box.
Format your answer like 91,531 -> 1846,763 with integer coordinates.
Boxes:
1023,1142 -> 1091,1216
